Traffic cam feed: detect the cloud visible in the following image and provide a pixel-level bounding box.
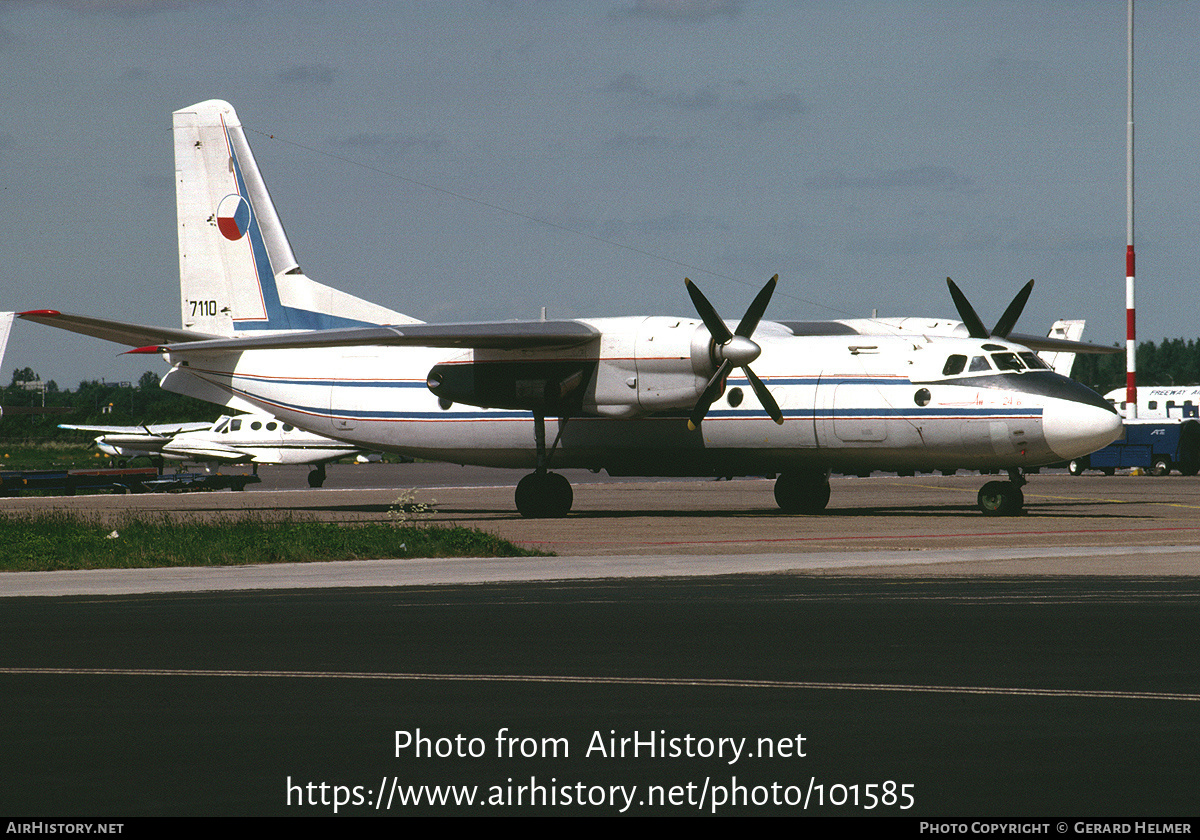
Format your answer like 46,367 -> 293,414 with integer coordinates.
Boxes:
139,173 -> 174,193
804,166 -> 972,191
602,73 -> 654,97
596,209 -> 729,240
611,0 -> 745,22
19,0 -> 199,16
603,132 -> 692,151
601,74 -> 806,124
278,63 -> 336,86
339,132 -> 448,154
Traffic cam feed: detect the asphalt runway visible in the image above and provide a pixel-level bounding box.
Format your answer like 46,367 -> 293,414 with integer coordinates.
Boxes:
3,467 -> 1200,817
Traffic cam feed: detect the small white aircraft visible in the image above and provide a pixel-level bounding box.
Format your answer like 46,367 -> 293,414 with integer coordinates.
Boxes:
18,100 -> 1121,516
60,413 -> 370,486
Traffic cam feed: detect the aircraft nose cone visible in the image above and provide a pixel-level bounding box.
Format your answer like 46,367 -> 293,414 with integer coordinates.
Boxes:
1043,399 -> 1123,461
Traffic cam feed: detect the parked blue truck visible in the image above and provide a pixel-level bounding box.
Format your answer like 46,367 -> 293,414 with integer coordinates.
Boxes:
1069,417 -> 1200,476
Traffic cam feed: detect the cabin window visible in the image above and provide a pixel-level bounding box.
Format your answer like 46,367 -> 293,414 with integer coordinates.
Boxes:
727,387 -> 744,407
1149,401 -> 1158,410
229,419 -> 242,432
266,422 -> 277,431
251,421 -> 262,431
942,355 -> 967,376
992,352 -> 1024,371
968,356 -> 991,372
283,424 -> 294,432
1019,352 -> 1049,370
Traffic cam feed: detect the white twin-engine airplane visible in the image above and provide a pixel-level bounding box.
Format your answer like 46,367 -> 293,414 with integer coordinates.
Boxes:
60,413 -> 369,486
18,100 -> 1121,517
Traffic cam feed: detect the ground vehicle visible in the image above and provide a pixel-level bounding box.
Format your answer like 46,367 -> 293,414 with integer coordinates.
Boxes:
1069,419 -> 1200,476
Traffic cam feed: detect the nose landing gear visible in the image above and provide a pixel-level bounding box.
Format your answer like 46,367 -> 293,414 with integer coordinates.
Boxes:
977,468 -> 1026,516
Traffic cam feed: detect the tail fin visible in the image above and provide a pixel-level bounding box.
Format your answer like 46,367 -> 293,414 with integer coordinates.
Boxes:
0,311 -> 15,381
172,100 -> 418,336
1038,319 -> 1085,377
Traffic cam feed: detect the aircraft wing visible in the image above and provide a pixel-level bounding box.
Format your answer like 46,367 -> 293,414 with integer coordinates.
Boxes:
1004,331 -> 1116,354
59,422 -> 213,435
126,321 -> 601,355
160,441 -> 248,462
17,311 -> 222,348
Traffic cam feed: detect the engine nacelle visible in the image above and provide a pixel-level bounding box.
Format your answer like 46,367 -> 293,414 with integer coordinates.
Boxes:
582,316 -> 714,417
425,317 -> 721,418
427,358 -> 594,413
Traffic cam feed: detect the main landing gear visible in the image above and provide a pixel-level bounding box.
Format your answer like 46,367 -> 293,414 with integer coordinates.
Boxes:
977,468 -> 1026,516
774,471 -> 831,514
515,412 -> 573,518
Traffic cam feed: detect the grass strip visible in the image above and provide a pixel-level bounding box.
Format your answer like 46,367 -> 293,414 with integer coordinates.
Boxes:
0,512 -> 549,572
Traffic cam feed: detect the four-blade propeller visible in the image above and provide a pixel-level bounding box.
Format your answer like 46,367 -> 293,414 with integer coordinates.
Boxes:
946,277 -> 1034,340
684,274 -> 784,430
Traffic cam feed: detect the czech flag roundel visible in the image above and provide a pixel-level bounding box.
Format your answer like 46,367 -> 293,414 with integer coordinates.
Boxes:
216,194 -> 252,241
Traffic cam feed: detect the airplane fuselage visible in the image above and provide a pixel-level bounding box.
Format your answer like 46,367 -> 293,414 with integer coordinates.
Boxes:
161,322 -> 1119,478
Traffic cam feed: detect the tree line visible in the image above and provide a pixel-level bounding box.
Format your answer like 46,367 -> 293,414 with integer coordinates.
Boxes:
2,369 -> 221,441
1071,338 -> 1200,395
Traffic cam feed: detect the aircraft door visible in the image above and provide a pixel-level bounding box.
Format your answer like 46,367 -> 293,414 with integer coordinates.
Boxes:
815,360 -> 892,445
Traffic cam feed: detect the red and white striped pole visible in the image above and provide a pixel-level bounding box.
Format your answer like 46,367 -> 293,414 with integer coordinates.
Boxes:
1125,0 -> 1137,418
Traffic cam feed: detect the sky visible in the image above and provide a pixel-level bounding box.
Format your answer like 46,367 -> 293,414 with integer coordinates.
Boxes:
1,0 -> 1198,388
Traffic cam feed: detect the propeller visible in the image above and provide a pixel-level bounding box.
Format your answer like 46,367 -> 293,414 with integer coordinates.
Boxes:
946,278 -> 1034,340
684,274 -> 784,430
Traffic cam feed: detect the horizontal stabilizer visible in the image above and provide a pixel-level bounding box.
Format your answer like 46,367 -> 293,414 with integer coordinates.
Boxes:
129,320 -> 601,356
18,311 -> 221,348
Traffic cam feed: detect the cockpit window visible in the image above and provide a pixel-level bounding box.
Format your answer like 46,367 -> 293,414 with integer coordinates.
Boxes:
968,355 -> 992,372
943,355 -> 967,376
230,419 -> 242,432
1018,352 -> 1049,370
991,352 -> 1024,371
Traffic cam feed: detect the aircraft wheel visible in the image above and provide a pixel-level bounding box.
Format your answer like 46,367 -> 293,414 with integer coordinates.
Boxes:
1068,459 -> 1086,476
308,466 -> 327,488
774,472 -> 831,514
1101,468 -> 1116,476
515,472 -> 573,518
977,480 -> 1023,516
1179,462 -> 1199,477
1150,457 -> 1171,477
